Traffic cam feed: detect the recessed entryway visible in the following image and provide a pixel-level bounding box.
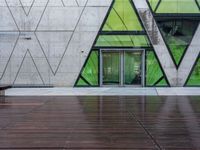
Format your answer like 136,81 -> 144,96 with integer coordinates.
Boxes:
100,49 -> 145,87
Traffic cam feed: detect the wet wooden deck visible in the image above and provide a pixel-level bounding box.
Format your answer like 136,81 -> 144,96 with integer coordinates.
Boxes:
0,96 -> 200,149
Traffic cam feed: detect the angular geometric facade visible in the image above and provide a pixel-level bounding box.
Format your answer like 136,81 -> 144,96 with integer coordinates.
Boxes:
0,0 -> 199,87
75,0 -> 169,87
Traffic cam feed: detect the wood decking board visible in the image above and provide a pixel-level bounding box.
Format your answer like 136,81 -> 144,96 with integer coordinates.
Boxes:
0,96 -> 199,149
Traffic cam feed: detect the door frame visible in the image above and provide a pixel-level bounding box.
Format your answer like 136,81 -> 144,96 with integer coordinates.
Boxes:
100,49 -> 145,87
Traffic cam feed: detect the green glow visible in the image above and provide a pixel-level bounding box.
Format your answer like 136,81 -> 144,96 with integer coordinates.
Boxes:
102,52 -> 120,85
77,78 -> 88,86
146,51 -> 168,86
156,78 -> 168,86
103,0 -> 143,31
167,39 -> 186,65
156,0 -> 200,13
187,58 -> 200,86
148,0 -> 159,11
76,51 -> 99,86
95,35 -> 149,47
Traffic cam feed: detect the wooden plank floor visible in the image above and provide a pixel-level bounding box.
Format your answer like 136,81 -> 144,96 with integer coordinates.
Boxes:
0,96 -> 200,149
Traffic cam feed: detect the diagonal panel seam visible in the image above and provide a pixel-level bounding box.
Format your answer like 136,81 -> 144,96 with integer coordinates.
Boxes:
5,0 -> 50,31
50,0 -> 89,75
178,24 -> 200,86
12,49 -> 45,85
132,0 -> 200,87
132,0 -> 177,86
19,0 -> 36,16
0,33 -> 20,80
128,111 -> 162,150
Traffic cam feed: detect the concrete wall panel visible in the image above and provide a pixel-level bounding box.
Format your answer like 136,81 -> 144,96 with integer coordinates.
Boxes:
1,0 -> 198,87
0,0 -> 111,86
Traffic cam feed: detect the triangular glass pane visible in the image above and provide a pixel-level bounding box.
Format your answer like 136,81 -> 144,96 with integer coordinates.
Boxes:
157,20 -> 199,65
146,51 -> 168,86
148,0 -> 160,11
75,51 -> 99,87
157,0 -> 199,13
75,0 -> 156,87
186,57 -> 200,86
156,78 -> 168,86
76,78 -> 88,86
102,0 -> 143,31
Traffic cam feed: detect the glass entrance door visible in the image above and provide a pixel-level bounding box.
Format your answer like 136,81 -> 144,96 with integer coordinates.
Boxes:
102,52 -> 121,85
101,50 -> 144,86
124,51 -> 142,85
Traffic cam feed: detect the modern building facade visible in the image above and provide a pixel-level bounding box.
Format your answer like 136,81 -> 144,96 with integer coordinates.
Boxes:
0,0 -> 199,87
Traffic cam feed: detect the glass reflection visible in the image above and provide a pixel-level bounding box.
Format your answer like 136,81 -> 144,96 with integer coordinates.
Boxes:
103,52 -> 120,85
78,96 -> 200,149
124,51 -> 142,85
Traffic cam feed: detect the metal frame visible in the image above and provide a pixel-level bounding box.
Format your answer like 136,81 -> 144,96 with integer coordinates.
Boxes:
144,49 -> 170,87
75,0 -> 200,87
155,18 -> 199,69
100,50 -> 121,87
146,0 -> 200,71
147,0 -> 200,14
132,0 -> 171,87
74,49 -> 99,87
146,0 -> 200,87
184,52 -> 200,87
75,0 -> 169,87
100,48 -> 145,87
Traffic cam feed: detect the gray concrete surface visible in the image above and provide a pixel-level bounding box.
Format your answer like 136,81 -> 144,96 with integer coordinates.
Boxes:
133,0 -> 200,87
0,0 -> 199,87
0,0 -> 112,86
5,87 -> 200,96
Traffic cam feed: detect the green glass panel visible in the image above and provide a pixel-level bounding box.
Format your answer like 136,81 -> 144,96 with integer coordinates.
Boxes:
187,58 -> 200,86
156,78 -> 168,86
167,39 -> 186,65
76,78 -> 88,86
95,35 -> 149,47
75,51 -> 99,86
157,20 -> 199,65
102,52 -> 120,85
177,0 -> 200,13
103,0 -> 143,31
157,0 -> 200,13
146,51 -> 168,86
148,0 -> 159,11
124,51 -> 142,85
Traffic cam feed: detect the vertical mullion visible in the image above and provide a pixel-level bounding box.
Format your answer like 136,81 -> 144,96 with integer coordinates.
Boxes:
100,50 -> 103,86
142,50 -> 146,87
120,51 -> 124,86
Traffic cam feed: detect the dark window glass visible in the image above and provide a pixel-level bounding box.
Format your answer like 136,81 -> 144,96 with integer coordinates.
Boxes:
186,57 -> 200,86
157,20 -> 199,65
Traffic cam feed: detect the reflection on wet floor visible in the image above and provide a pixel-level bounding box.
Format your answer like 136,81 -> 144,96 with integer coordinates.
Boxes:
0,96 -> 199,149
